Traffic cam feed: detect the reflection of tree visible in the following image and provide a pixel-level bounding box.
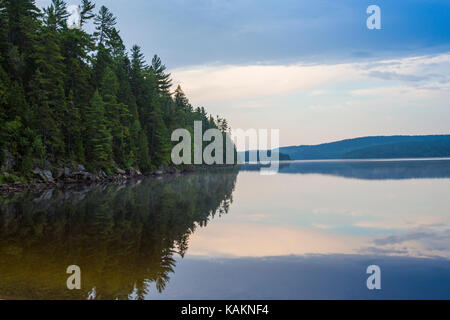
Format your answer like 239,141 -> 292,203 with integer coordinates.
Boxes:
0,168 -> 238,300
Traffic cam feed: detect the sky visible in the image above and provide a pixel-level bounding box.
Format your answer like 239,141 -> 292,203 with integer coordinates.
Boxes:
36,0 -> 450,147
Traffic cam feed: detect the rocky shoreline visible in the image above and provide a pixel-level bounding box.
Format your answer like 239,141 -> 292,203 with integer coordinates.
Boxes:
0,165 -> 182,195
0,164 -> 236,195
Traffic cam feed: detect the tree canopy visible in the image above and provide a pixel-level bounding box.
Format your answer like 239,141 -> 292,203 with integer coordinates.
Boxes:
0,0 -> 229,175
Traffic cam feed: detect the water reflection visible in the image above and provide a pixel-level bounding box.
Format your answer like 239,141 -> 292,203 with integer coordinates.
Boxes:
146,255 -> 450,300
189,160 -> 450,261
241,159 -> 450,180
1,160 -> 450,299
0,169 -> 238,300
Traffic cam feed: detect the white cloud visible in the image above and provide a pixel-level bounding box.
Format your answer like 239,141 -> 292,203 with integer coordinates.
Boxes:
172,63 -> 360,103
171,53 -> 450,146
172,53 -> 450,105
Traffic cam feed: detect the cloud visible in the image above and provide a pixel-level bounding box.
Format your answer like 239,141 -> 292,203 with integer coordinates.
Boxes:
366,227 -> 450,258
172,63 -> 359,103
373,232 -> 434,246
170,53 -> 450,147
172,53 -> 450,105
367,71 -> 428,82
188,222 -> 359,257
359,247 -> 409,255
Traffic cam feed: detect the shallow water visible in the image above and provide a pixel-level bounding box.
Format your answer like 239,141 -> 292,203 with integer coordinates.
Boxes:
1,160 -> 449,299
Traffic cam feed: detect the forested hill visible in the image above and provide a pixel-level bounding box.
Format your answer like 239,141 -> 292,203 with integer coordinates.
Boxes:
0,0 -> 230,180
278,135 -> 450,160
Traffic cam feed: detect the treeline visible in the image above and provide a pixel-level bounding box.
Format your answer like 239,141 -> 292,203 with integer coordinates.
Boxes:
0,0 -> 230,177
278,135 -> 450,160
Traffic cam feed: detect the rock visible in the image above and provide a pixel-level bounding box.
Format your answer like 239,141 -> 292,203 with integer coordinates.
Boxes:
77,164 -> 86,172
42,170 -> 54,181
127,167 -> 142,177
99,170 -> 107,179
154,170 -> 163,176
83,172 -> 95,181
1,150 -> 16,171
33,168 -> 54,182
63,167 -> 71,177
53,168 -> 64,179
166,167 -> 180,174
117,168 -> 126,175
73,171 -> 89,181
72,170 -> 97,182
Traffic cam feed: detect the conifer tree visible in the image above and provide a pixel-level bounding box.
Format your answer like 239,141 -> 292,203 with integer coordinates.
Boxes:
49,0 -> 68,31
85,91 -> 113,171
151,54 -> 172,92
80,0 -> 95,27
100,67 -> 131,167
0,1 -> 233,176
2,0 -> 40,82
93,5 -> 116,46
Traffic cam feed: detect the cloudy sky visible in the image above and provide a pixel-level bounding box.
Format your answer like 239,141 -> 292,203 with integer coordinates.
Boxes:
37,0 -> 450,147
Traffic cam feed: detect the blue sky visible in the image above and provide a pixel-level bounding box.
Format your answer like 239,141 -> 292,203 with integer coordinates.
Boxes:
37,0 -> 450,67
36,0 -> 450,147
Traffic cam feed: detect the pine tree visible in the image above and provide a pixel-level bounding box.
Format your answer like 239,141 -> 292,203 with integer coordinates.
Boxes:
2,0 -> 41,82
0,64 -> 8,120
32,3 -> 68,157
100,67 -> 131,167
64,90 -> 83,160
0,0 -> 9,63
148,99 -> 171,167
151,55 -> 172,92
137,127 -> 151,172
129,45 -> 147,106
93,5 -> 116,46
49,0 -> 68,31
0,0 -> 234,178
27,69 -> 62,157
80,0 -> 95,27
85,91 -> 113,171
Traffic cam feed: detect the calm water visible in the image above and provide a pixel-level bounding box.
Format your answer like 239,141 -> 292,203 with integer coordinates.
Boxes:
1,160 -> 450,299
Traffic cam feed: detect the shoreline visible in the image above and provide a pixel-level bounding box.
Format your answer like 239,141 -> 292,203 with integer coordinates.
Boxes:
0,164 -> 237,196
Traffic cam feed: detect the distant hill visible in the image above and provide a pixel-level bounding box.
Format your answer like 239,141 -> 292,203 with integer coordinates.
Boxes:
278,135 -> 450,160
242,150 -> 291,162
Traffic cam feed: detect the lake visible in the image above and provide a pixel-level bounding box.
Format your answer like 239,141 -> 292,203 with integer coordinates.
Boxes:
1,159 -> 449,299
